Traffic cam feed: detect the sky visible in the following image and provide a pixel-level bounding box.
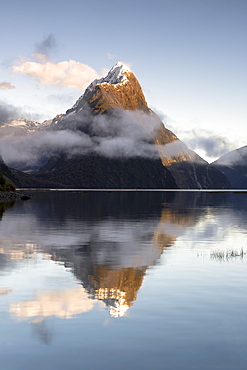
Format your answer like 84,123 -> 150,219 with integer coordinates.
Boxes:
0,0 -> 247,163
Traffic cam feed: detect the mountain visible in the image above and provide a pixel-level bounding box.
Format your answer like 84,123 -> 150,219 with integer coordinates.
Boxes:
0,154 -> 63,189
35,62 -> 230,189
0,118 -> 40,137
0,118 -> 52,136
212,145 -> 247,189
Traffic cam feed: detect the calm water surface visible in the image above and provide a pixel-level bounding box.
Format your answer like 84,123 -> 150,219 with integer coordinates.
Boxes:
0,191 -> 247,370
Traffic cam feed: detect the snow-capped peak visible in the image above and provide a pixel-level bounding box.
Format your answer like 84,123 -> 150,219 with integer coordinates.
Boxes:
87,62 -> 131,91
69,62 -> 132,112
104,61 -> 131,83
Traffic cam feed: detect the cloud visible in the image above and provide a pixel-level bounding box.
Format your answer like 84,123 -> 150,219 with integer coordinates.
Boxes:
0,82 -> 15,90
151,107 -> 169,123
0,101 -> 23,125
0,108 -> 204,171
58,109 -> 163,159
32,53 -> 48,63
35,34 -> 57,57
0,110 -> 163,169
0,129 -> 92,167
12,59 -> 100,90
107,53 -> 117,60
185,133 -> 234,160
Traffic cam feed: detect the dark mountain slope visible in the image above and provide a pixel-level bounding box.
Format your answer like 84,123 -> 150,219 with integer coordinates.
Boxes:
212,145 -> 247,189
36,154 -> 178,189
0,155 -> 63,188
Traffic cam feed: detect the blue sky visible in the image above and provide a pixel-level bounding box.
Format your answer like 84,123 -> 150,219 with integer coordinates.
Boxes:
0,0 -> 246,162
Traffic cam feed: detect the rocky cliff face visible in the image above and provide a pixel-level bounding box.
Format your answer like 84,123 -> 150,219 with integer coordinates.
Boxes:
67,63 -> 150,115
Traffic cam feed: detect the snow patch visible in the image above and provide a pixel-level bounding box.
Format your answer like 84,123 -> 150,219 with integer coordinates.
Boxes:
71,62 -> 131,111
87,61 -> 130,91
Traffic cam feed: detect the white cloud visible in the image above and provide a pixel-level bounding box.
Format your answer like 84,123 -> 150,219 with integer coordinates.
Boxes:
31,53 -> 48,63
182,128 -> 236,162
12,59 -> 100,90
106,53 -> 117,60
0,82 -> 15,90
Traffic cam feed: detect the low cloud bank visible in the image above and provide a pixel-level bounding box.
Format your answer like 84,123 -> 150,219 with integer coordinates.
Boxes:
0,101 -> 24,125
183,129 -> 235,162
0,111 -> 165,169
187,136 -> 231,158
1,107 -> 236,170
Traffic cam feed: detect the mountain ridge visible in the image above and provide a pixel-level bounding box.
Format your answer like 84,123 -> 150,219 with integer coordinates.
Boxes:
212,145 -> 247,188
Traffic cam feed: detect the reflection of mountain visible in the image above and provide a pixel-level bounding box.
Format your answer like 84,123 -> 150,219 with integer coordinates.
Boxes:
0,201 -> 15,220
34,191 -> 218,317
0,190 -> 240,319
88,266 -> 146,317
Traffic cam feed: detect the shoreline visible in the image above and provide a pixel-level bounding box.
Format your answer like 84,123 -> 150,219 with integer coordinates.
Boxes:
0,191 -> 21,203
16,188 -> 247,193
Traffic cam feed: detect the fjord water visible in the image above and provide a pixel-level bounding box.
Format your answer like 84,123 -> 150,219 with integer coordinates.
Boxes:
0,191 -> 247,370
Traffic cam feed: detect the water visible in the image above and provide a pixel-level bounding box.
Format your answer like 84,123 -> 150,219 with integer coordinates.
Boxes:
0,191 -> 247,370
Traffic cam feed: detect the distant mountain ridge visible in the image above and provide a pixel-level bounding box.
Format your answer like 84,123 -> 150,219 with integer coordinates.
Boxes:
212,145 -> 247,188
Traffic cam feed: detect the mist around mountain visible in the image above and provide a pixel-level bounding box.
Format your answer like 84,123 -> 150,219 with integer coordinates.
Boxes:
212,145 -> 247,189
0,62 -> 233,189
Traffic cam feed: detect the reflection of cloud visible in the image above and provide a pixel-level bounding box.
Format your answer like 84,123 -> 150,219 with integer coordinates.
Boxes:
0,243 -> 38,260
9,286 -> 94,321
0,82 -> 15,90
0,287 -> 12,295
32,320 -> 52,345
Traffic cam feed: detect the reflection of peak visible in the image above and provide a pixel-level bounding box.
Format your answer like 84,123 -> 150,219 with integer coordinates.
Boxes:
95,288 -> 130,318
88,266 -> 146,317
